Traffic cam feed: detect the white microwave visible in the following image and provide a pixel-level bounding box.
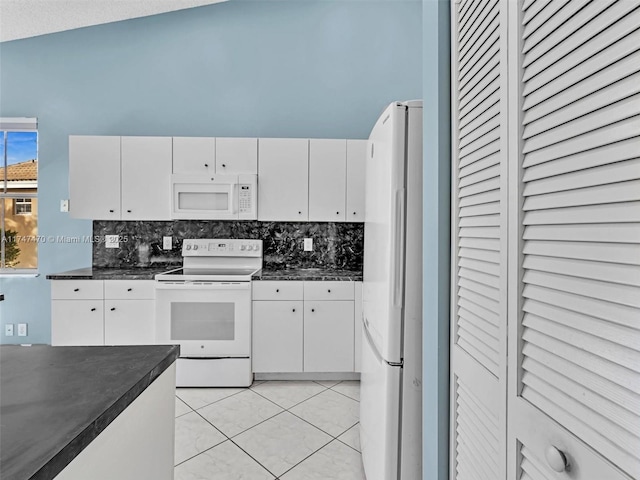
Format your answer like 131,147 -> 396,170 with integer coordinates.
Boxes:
171,174 -> 257,220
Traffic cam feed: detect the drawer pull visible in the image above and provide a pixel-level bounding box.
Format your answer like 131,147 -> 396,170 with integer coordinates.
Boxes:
127,209 -> 132,213
73,288 -> 80,292
292,308 -> 296,312
109,209 -> 115,213
336,211 -> 339,215
545,446 -> 569,473
311,308 -> 315,312
276,289 -> 280,292
222,164 -> 226,168
127,288 -> 132,292
110,307 -> 116,311
91,308 -> 96,312
204,163 -> 209,167
328,289 -> 331,293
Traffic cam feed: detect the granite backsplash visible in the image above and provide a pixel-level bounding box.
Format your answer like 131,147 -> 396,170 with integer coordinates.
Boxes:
93,221 -> 364,271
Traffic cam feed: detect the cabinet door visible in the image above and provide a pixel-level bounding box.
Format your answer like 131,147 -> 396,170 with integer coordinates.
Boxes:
216,138 -> 257,174
69,136 -> 121,220
346,140 -> 366,222
104,300 -> 155,345
258,138 -> 309,221
172,137 -> 215,174
304,301 -> 354,372
121,136 -> 173,220
252,301 -> 303,373
51,300 -> 104,346
309,139 -> 346,222
354,282 -> 363,373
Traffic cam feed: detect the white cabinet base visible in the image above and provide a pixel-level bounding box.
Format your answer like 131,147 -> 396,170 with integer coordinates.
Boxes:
55,364 -> 176,480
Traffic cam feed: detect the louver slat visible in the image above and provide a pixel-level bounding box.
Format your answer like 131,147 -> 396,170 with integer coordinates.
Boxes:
522,180 -> 640,210
459,7 -> 499,68
523,223 -> 640,244
522,0 -> 569,42
520,447 -> 559,480
523,240 -> 640,266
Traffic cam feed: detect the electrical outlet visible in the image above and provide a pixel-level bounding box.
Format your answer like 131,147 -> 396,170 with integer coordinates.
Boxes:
105,235 -> 119,249
17,323 -> 28,337
60,199 -> 69,212
163,236 -> 172,250
303,238 -> 313,251
5,324 -> 14,336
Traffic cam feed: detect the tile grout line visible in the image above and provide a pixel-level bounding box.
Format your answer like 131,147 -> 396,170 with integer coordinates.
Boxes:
176,387 -> 247,411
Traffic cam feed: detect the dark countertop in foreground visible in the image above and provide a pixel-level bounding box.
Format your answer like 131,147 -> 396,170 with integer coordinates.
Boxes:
0,344 -> 179,480
46,266 -> 170,280
252,267 -> 362,281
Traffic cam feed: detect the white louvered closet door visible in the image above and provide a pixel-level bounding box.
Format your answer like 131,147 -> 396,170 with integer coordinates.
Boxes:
507,1 -> 640,479
450,0 -> 509,479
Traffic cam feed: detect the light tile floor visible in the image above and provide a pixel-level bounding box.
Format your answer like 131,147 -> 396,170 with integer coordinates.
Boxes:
174,380 -> 365,480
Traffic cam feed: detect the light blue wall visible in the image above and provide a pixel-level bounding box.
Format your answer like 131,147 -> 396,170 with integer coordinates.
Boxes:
423,0 -> 451,479
0,0 -> 422,344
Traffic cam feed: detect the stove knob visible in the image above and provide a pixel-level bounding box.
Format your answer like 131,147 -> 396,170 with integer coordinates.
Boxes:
193,245 -> 198,250
186,245 -> 192,250
240,245 -> 246,251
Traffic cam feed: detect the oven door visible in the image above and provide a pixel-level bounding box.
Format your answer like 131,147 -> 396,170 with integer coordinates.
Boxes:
155,281 -> 250,357
171,174 -> 238,220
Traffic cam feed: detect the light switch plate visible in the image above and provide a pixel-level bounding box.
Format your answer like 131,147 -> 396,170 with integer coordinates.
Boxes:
60,199 -> 69,212
303,238 -> 313,251
5,324 -> 14,336
17,323 -> 27,336
105,235 -> 119,249
163,236 -> 172,250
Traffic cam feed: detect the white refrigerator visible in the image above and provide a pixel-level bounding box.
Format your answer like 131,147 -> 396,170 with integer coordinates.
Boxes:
360,100 -> 422,480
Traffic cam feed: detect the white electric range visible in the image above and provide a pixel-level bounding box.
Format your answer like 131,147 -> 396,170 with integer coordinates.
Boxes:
155,238 -> 262,387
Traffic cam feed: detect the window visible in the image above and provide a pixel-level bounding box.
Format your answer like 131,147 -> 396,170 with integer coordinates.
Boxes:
1,118 -> 38,272
14,198 -> 32,215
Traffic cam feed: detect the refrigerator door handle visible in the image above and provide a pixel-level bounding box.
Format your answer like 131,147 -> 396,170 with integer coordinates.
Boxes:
363,316 -> 403,367
391,188 -> 406,308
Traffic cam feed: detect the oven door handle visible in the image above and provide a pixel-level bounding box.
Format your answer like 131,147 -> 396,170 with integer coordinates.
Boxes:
155,282 -> 250,291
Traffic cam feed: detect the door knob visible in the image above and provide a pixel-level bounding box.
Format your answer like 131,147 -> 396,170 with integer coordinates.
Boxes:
545,445 -> 569,472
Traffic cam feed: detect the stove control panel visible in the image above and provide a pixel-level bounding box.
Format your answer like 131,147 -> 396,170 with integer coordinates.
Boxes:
182,239 -> 262,257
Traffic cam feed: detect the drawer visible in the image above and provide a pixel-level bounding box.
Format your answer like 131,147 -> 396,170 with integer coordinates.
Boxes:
304,281 -> 354,301
104,280 -> 155,299
51,280 -> 103,300
252,281 -> 304,300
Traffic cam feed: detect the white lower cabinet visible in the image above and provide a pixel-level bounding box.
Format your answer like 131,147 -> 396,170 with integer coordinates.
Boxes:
251,280 -> 360,374
51,280 -> 155,346
51,300 -> 104,346
104,300 -> 155,345
252,301 -> 303,373
303,301 -> 354,372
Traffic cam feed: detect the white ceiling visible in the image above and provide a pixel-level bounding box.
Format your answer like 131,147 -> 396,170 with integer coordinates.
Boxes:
0,0 -> 228,42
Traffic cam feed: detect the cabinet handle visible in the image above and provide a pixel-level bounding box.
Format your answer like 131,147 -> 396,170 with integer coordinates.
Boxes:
127,209 -> 132,213
328,289 -> 331,293
311,308 -> 315,312
110,307 -> 116,311
204,163 -> 209,167
545,446 -> 569,473
336,211 -> 339,215
73,288 -> 80,292
292,308 -> 296,312
276,289 -> 280,293
109,209 -> 115,213
127,288 -> 132,292
222,164 -> 226,168
298,211 -> 302,215
90,308 -> 96,312
353,212 -> 357,215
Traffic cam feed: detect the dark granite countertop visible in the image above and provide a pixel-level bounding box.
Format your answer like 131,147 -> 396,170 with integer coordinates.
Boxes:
0,344 -> 179,480
252,267 -> 362,281
46,267 -> 169,280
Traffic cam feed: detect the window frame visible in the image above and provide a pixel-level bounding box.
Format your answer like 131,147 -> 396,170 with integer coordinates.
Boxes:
1,118 -> 39,275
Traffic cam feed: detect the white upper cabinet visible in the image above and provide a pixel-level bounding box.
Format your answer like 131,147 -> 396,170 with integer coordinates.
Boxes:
69,135 -> 121,220
216,137 -> 258,174
258,138 -> 309,221
346,139 -> 366,222
172,137 -> 215,174
121,136 -> 172,220
309,139 -> 347,222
